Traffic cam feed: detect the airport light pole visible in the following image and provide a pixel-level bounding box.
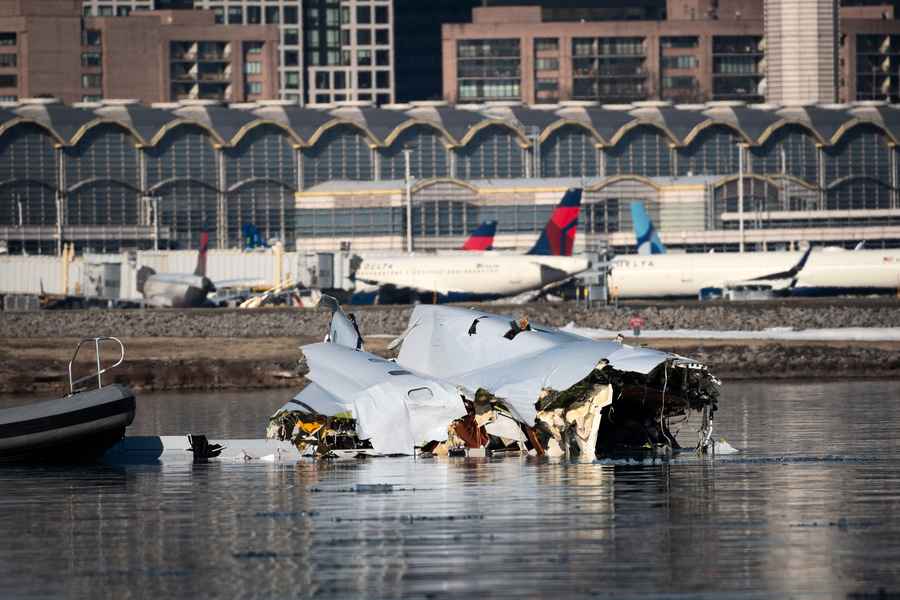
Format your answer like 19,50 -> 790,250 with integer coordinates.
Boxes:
738,143 -> 745,253
403,146 -> 414,254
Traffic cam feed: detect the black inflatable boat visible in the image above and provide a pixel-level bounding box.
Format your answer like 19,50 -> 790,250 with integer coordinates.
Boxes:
0,337 -> 136,463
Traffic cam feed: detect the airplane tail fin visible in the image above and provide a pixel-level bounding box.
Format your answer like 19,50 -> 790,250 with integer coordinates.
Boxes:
242,223 -> 267,249
319,294 -> 364,350
194,230 -> 209,277
526,188 -> 582,256
461,220 -> 497,251
631,201 -> 666,255
136,266 -> 156,294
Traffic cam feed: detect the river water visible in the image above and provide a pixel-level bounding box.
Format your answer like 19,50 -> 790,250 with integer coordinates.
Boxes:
2,380 -> 900,599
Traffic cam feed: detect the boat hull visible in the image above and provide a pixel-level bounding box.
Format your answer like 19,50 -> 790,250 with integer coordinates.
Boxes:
0,384 -> 135,463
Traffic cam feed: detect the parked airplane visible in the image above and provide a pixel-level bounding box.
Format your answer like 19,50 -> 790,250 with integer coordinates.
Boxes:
608,245 -> 900,299
351,188 -> 589,303
630,202 -> 666,255
137,232 -> 217,308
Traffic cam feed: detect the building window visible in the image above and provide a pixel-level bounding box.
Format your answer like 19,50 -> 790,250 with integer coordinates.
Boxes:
284,6 -> 298,24
662,36 -> 699,49
662,55 -> 698,69
571,37 -> 647,102
358,71 -> 372,89
116,6 -> 131,17
0,33 -> 15,47
376,70 -> 389,89
81,52 -> 101,67
535,58 -> 559,70
285,72 -> 300,89
98,6 -> 114,16
535,38 -> 559,52
358,49 -> 372,65
213,7 -> 224,24
375,6 -> 389,23
377,93 -> 390,105
357,6 -> 371,24
357,29 -> 371,45
228,7 -> 242,24
712,36 -> 763,101
315,72 -> 330,89
284,28 -> 299,46
284,50 -> 299,66
246,82 -> 262,95
326,7 -> 340,25
81,74 -> 102,89
334,71 -> 346,89
265,6 -> 280,24
0,54 -> 16,67
244,61 -> 261,75
0,74 -> 17,88
246,41 -> 263,54
375,28 -> 389,45
247,6 -> 261,24
82,30 -> 102,47
376,49 -> 389,66
0,95 -> 17,101
83,7 -> 92,16
457,39 -> 521,100
663,76 -> 698,89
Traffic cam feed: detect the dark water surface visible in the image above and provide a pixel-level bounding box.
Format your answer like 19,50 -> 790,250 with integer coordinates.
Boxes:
2,381 -> 900,599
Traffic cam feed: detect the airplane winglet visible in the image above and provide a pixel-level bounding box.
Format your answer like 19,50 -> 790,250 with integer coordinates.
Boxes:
748,245 -> 813,283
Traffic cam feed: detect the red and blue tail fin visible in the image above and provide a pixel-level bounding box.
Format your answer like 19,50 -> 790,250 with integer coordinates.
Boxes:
526,188 -> 582,256
462,220 -> 497,251
194,230 -> 209,277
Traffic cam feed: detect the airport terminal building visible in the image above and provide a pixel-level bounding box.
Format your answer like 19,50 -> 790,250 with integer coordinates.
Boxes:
1,96 -> 900,255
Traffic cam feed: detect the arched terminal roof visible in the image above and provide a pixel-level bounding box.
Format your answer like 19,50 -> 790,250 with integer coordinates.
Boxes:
3,99 -> 900,149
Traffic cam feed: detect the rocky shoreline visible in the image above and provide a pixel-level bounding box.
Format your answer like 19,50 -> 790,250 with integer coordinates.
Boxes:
2,298 -> 900,339
2,299 -> 899,394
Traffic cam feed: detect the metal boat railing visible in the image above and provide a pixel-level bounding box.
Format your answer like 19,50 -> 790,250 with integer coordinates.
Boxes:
68,337 -> 126,394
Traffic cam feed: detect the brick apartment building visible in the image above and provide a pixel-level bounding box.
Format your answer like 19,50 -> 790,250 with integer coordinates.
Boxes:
80,0 -> 396,105
441,0 -> 900,105
0,0 -> 279,104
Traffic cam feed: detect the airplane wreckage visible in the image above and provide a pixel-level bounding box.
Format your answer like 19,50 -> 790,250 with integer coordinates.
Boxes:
267,297 -> 723,459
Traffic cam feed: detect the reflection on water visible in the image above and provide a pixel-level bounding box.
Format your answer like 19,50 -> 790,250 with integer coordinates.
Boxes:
2,381 -> 900,598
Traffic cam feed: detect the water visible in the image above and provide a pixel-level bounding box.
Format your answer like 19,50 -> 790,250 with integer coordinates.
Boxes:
2,381 -> 900,599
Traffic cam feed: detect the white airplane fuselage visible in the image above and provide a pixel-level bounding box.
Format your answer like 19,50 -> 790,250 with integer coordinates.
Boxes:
608,249 -> 900,298
141,273 -> 215,308
353,252 -> 591,302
